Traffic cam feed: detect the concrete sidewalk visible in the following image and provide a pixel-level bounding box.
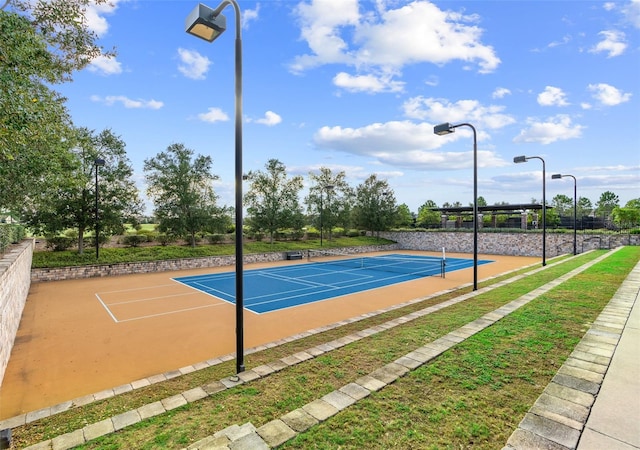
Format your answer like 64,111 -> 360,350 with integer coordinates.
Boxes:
506,260 -> 640,450
576,267 -> 640,449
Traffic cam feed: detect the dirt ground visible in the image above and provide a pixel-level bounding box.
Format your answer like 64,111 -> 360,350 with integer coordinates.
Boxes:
0,251 -> 539,420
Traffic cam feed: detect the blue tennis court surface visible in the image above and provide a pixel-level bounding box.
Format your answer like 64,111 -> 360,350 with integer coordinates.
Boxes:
173,253 -> 493,314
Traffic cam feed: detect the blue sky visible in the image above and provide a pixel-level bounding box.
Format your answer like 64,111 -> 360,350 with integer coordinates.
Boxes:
57,0 -> 639,214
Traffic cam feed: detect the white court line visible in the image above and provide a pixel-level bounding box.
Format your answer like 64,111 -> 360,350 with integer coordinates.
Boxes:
95,293 -> 120,323
116,302 -> 228,323
106,291 -> 201,307
96,283 -> 178,295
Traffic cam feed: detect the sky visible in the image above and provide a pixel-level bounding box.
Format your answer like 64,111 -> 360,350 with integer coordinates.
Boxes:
54,0 -> 640,214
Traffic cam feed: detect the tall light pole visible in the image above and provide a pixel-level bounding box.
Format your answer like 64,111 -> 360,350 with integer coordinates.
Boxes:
514,155 -> 546,266
552,173 -> 577,255
434,122 -> 478,291
319,184 -> 334,246
186,0 -> 245,374
94,158 -> 105,259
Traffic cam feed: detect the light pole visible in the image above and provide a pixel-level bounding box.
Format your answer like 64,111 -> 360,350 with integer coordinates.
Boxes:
552,173 -> 577,255
514,155 -> 546,266
94,158 -> 105,259
319,184 -> 334,246
434,122 -> 478,291
186,0 -> 245,374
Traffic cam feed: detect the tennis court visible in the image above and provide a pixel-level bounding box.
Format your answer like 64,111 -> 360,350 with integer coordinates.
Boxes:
0,250 -> 534,419
174,252 -> 492,313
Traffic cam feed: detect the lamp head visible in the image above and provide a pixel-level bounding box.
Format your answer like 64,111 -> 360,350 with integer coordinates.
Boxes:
513,155 -> 527,164
186,3 -> 227,42
551,174 -> 562,179
434,122 -> 454,136
94,158 -> 106,166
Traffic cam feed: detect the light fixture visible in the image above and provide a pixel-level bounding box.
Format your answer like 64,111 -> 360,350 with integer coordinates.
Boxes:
185,3 -> 227,42
514,155 -> 547,266
186,0 -> 245,375
434,122 -> 478,290
94,158 -> 106,259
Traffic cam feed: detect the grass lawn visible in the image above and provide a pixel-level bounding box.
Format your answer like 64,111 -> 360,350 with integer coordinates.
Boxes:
10,247 -> 639,449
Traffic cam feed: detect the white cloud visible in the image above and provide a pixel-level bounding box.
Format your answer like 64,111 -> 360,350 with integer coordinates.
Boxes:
85,1 -> 123,37
313,120 -> 504,171
198,107 -> 229,123
588,83 -> 632,106
290,0 -> 500,75
242,4 -> 260,29
177,48 -> 211,80
332,72 -> 404,93
513,115 -> 584,145
88,55 -> 123,76
254,111 -> 282,126
492,87 -> 511,99
537,86 -> 569,107
91,95 -> 163,109
589,30 -> 627,57
623,0 -> 640,28
603,2 -> 617,11
401,97 -> 516,130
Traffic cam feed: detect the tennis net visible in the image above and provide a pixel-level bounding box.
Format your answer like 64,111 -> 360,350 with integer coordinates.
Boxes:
307,250 -> 445,278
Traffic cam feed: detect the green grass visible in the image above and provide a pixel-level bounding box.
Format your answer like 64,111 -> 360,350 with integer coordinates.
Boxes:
31,236 -> 392,268
10,247 -> 639,449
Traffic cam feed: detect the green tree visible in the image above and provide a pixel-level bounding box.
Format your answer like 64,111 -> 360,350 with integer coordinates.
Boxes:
612,199 -> 640,230
1,1 -> 114,208
552,194 -> 573,217
595,191 -> 620,224
577,196 -> 593,219
144,143 -> 225,247
417,200 -> 440,228
0,12 -> 76,209
22,128 -> 143,253
395,203 -> 414,228
306,167 -> 354,241
245,159 -> 304,244
353,174 -> 395,236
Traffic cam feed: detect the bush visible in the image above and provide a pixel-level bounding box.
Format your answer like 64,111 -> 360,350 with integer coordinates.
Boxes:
346,229 -> 360,237
157,233 -> 177,246
123,234 -> 147,247
0,224 -> 26,253
46,236 -> 75,251
207,234 -> 226,244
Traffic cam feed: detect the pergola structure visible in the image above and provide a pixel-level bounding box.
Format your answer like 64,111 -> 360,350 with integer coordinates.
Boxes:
431,203 -> 550,230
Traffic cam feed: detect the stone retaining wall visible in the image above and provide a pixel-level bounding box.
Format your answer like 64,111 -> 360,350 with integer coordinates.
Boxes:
31,243 -> 402,282
379,231 -> 640,256
0,240 -> 34,387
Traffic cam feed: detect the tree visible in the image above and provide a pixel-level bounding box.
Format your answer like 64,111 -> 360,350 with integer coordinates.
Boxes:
244,159 -> 304,244
577,197 -> 593,219
595,191 -> 620,223
144,143 -> 226,247
416,200 -> 440,228
395,204 -> 414,228
552,194 -> 573,217
306,167 -> 354,240
1,1 -> 115,208
612,199 -> 640,230
0,12 -> 76,209
353,174 -> 396,236
22,128 -> 143,253
2,0 -> 114,80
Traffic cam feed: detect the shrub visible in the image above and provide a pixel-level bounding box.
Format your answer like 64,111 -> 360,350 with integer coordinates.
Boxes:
46,236 -> 75,251
123,234 -> 147,247
346,229 -> 360,237
157,233 -> 177,246
207,234 -> 226,244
